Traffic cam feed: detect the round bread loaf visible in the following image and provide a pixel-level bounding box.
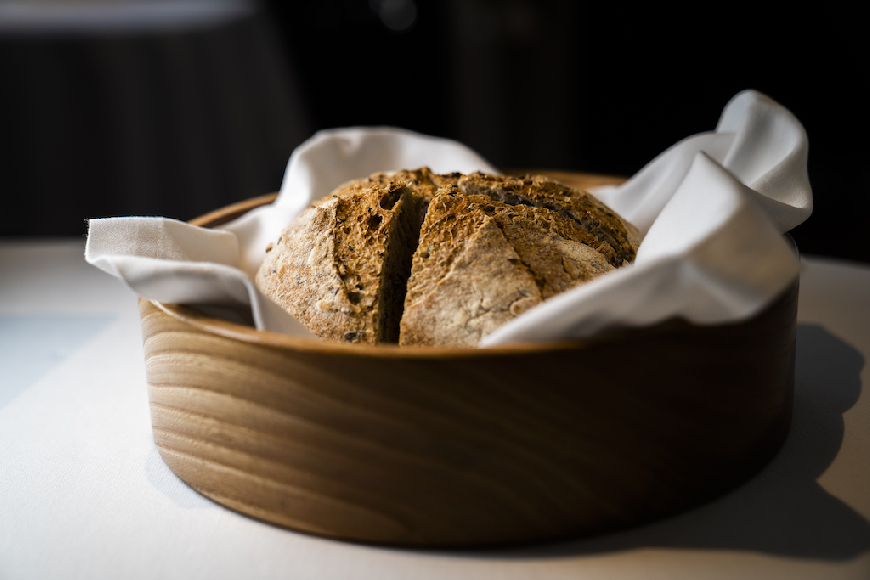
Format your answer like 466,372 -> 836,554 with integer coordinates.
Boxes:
256,168 -> 641,346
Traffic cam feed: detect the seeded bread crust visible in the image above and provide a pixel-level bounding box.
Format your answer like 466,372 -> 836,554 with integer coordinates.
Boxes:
256,183 -> 415,343
398,190 -> 541,346
458,173 -> 641,266
256,169 -> 640,346
398,188 -> 616,346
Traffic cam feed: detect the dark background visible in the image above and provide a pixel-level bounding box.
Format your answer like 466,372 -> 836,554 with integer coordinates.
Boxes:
1,1 -> 867,263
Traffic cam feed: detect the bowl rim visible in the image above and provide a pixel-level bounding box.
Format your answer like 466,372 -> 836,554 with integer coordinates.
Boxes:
149,297 -> 727,359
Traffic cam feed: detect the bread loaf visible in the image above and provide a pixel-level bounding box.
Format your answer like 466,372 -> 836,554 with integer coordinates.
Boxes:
256,169 -> 640,346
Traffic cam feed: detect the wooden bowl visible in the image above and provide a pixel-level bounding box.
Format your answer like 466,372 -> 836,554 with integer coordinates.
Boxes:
139,172 -> 798,548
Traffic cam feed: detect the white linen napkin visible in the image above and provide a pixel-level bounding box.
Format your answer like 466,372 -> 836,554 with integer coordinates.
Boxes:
85,90 -> 812,345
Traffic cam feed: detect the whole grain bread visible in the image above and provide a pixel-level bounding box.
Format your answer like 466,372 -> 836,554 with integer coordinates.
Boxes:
256,182 -> 417,343
256,169 -> 641,346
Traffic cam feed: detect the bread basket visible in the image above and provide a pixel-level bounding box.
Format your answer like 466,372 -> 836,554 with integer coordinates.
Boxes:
139,172 -> 798,548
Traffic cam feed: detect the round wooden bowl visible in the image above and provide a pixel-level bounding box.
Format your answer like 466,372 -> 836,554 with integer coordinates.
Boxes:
139,172 -> 798,548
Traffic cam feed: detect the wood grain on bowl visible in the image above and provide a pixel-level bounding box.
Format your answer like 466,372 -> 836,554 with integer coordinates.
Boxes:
138,172 -> 798,548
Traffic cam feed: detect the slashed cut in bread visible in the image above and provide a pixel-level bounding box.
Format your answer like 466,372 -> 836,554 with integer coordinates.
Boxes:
399,187 -> 617,346
256,182 -> 418,343
256,169 -> 641,346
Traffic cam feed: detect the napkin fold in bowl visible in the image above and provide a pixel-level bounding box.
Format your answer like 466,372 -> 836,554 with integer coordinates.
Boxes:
85,90 -> 812,345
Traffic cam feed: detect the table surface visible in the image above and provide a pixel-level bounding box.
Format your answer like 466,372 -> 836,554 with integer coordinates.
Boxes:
1,239 -> 869,580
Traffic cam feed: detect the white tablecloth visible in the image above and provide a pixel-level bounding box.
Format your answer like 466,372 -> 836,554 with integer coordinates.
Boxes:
1,239 -> 868,579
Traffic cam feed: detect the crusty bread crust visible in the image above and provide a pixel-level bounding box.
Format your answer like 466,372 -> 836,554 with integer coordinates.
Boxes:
458,173 -> 641,266
256,183 -> 416,343
256,169 -> 640,346
398,190 -> 541,346
399,187 -> 616,346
